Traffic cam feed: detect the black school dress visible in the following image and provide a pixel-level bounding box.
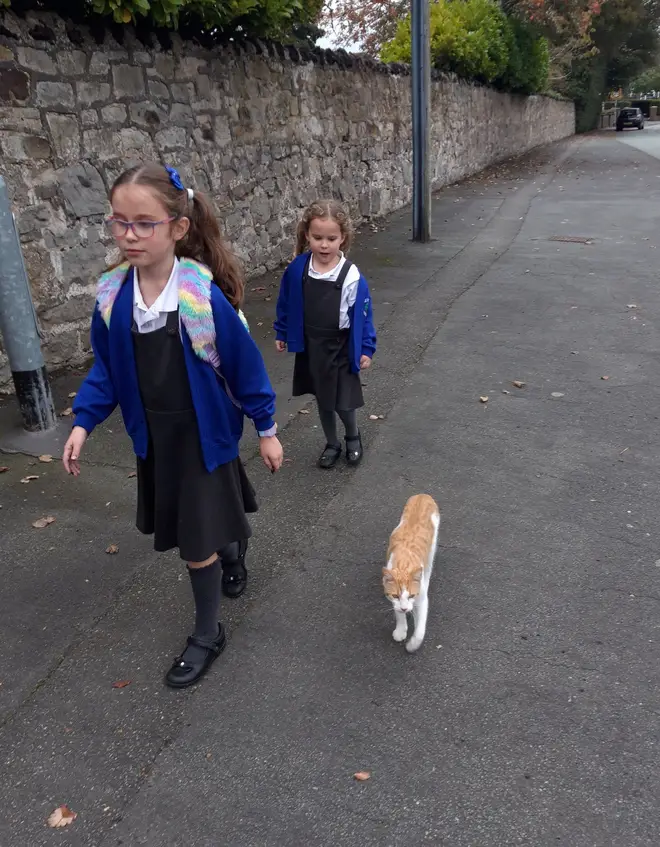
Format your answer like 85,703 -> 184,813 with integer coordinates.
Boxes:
292,258 -> 364,412
132,309 -> 257,563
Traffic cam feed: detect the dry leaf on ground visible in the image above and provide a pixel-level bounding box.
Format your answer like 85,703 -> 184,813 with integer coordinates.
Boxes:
112,680 -> 131,689
298,409 -> 310,415
601,375 -> 610,381
369,414 -> 379,420
127,471 -> 137,479
61,408 -> 73,417
32,516 -> 56,529
354,771 -> 371,781
68,392 -> 77,398
479,396 -> 489,404
251,286 -> 266,292
38,455 -> 53,463
512,380 -> 526,389
0,467 -> 8,474
106,544 -> 119,555
47,806 -> 77,828
20,475 -> 39,484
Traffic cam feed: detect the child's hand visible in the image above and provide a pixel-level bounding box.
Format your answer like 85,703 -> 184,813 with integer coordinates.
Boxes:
260,435 -> 284,473
360,355 -> 372,370
275,340 -> 286,352
63,426 -> 88,476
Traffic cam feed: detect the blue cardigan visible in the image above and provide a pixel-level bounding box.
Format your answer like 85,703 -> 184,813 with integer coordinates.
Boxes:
274,253 -> 377,372
73,272 -> 276,473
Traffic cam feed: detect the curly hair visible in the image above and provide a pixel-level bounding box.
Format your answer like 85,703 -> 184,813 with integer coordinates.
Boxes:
294,199 -> 353,257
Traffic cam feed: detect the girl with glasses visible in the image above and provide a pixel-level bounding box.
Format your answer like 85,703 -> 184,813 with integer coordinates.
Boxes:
63,163 -> 283,688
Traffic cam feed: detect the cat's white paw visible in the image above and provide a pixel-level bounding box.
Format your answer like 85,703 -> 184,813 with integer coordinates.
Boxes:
405,635 -> 423,653
392,627 -> 407,642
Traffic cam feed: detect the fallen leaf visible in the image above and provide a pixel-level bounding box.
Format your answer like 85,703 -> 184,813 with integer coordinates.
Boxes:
378,415 -> 385,420
0,467 -> 8,474
32,516 -> 56,529
61,408 -> 73,417
551,392 -> 565,398
47,806 -> 77,828
512,380 -> 526,389
20,475 -> 39,483
38,455 -> 53,463
298,409 -> 310,415
106,544 -> 119,555
127,471 -> 137,478
479,396 -> 489,403
369,414 -> 379,420
354,771 -> 371,781
112,680 -> 131,689
68,391 -> 77,398
502,390 -> 511,395
627,304 -> 637,309
251,286 -> 266,292
601,375 -> 610,381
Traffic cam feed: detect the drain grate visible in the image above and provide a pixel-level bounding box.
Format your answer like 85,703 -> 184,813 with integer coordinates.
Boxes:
549,235 -> 593,244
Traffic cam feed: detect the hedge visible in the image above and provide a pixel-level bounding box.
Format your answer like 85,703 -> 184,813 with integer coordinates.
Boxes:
381,0 -> 549,95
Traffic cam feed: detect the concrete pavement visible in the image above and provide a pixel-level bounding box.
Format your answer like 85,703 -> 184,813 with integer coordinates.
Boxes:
2,130 -> 660,846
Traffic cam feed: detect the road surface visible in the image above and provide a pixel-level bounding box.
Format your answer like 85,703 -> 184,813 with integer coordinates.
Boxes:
1,130 -> 660,846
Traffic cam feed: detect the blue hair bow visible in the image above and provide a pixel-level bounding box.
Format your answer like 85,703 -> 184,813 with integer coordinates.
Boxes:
165,166 -> 185,191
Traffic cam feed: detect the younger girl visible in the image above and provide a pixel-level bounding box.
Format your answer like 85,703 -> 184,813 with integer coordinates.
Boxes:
275,200 -> 376,468
63,163 -> 283,688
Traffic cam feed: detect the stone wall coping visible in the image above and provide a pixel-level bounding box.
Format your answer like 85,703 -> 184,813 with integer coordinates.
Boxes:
0,8 -> 566,101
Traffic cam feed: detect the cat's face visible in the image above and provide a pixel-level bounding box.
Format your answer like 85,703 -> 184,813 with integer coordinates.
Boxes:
382,569 -> 422,613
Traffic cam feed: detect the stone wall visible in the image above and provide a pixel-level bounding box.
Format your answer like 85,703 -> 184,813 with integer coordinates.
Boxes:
0,10 -> 575,388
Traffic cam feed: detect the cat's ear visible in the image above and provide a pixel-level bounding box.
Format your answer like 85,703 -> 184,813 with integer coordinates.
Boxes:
382,568 -> 395,585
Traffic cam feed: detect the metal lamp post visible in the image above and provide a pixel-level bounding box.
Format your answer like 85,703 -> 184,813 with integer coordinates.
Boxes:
411,0 -> 431,242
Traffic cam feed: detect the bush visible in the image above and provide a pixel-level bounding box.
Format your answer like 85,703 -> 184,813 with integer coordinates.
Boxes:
496,16 -> 549,95
4,0 -> 322,40
381,0 -> 549,94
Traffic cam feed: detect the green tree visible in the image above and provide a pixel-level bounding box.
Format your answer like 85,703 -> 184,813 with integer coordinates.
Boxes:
4,0 -> 322,40
630,65 -> 660,94
561,0 -> 660,130
381,0 -> 549,93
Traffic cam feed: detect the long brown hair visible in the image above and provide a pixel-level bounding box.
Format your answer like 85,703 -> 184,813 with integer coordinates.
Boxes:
111,163 -> 245,308
295,199 -> 353,257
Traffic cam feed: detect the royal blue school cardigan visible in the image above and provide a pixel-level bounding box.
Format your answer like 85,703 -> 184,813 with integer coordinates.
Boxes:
73,271 -> 276,473
274,252 -> 377,370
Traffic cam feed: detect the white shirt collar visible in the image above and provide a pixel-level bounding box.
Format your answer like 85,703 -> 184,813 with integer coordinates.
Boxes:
309,252 -> 346,280
134,258 -> 179,328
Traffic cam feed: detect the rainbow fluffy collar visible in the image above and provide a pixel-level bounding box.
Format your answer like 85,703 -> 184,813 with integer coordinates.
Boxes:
96,258 -> 219,365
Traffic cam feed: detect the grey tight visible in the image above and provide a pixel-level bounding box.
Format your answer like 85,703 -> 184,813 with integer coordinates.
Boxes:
317,404 -> 359,447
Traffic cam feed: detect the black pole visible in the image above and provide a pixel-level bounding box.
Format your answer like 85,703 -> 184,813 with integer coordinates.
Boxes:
411,0 -> 431,242
0,176 -> 56,432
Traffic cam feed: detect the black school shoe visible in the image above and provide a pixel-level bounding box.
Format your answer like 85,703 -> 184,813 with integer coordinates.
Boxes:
345,432 -> 363,467
221,539 -> 248,599
165,624 -> 227,689
318,443 -> 342,469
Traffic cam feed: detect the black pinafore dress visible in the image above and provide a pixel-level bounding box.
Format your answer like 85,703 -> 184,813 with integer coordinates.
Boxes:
292,258 -> 364,412
132,309 -> 257,563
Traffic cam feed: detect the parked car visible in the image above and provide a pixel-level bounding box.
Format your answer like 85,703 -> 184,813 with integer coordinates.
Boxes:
616,107 -> 644,131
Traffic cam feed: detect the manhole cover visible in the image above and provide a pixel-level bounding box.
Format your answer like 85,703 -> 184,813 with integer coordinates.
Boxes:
549,235 -> 593,244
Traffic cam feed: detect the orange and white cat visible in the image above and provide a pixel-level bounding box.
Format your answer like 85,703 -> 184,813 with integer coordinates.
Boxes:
383,494 -> 440,653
